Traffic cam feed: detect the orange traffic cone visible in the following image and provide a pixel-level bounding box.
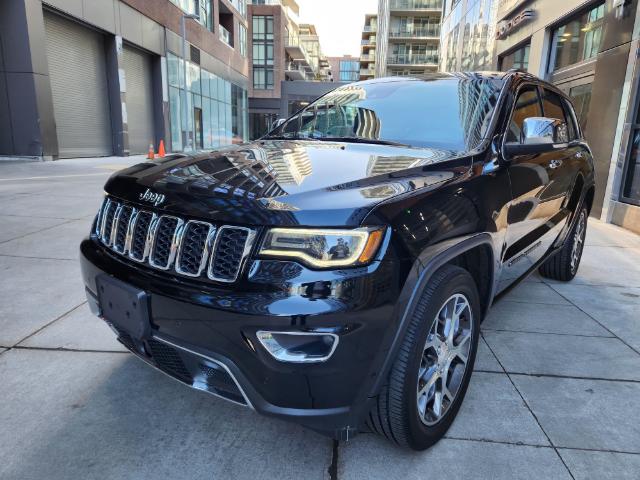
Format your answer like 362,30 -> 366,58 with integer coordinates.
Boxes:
158,140 -> 166,158
147,143 -> 155,159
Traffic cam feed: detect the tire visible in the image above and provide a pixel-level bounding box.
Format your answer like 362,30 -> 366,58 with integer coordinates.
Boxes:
367,264 -> 480,450
539,206 -> 588,281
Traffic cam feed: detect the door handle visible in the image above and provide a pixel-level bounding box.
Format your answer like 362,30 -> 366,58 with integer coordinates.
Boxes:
548,159 -> 562,169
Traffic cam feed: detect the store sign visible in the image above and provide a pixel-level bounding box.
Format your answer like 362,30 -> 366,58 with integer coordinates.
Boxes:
496,9 -> 535,40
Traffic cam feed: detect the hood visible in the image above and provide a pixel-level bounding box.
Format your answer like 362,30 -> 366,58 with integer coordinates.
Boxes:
104,140 -> 470,227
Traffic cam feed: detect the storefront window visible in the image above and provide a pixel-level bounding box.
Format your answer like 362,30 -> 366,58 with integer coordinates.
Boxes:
167,53 -> 248,151
500,43 -> 530,71
549,2 -> 606,72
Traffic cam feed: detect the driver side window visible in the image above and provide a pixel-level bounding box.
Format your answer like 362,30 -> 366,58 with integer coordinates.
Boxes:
507,86 -> 542,143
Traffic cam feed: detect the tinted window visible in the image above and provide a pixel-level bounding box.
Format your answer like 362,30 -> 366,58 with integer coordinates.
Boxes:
268,76 -> 505,152
507,86 -> 542,143
562,98 -> 580,140
542,89 -> 574,141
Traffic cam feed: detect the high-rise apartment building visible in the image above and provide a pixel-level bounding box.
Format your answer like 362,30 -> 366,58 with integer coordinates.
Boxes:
375,0 -> 443,77
247,1 -> 337,139
359,14 -> 378,80
0,0 -> 250,159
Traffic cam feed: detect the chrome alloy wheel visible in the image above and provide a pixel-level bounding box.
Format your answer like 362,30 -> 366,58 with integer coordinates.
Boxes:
417,294 -> 473,426
570,210 -> 586,274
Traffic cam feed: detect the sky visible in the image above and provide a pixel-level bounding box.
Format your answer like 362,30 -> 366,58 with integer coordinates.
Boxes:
296,0 -> 378,58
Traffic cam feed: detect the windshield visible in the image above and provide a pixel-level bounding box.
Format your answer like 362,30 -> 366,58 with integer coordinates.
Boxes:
266,75 -> 504,152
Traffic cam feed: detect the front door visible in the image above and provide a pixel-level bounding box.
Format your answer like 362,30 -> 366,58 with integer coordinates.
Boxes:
498,84 -> 571,291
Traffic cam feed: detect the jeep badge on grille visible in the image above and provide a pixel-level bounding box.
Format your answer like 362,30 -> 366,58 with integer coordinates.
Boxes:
139,188 -> 165,207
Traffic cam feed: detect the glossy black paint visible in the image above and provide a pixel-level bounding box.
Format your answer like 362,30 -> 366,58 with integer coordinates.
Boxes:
80,72 -> 595,439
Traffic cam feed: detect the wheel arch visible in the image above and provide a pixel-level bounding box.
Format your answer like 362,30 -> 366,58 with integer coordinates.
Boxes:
363,234 -> 496,404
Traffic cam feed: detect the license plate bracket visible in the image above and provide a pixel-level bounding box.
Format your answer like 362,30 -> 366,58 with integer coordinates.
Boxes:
96,274 -> 150,340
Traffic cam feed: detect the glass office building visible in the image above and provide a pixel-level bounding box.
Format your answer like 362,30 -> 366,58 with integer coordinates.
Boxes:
167,53 -> 249,150
494,0 -> 640,233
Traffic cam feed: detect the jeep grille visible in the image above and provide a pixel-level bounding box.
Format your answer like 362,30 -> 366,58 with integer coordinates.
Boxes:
94,197 -> 255,283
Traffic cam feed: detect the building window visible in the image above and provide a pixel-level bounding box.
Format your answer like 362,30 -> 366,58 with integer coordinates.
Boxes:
239,24 -> 247,57
198,0 -> 213,31
549,2 -> 606,73
252,15 -> 274,89
622,100 -> 640,204
500,43 -> 530,71
339,60 -> 360,82
167,53 -> 248,151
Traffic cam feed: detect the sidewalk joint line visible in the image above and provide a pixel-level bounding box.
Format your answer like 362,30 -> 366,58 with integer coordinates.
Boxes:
482,327 -> 615,338
10,345 -> 128,354
0,253 -> 77,262
480,331 -> 576,480
328,439 -> 339,480
12,302 -> 87,348
543,283 -> 640,356
444,436 -> 640,455
0,217 -> 80,245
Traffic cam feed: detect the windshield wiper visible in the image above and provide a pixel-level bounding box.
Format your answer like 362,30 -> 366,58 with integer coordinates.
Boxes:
315,136 -> 411,148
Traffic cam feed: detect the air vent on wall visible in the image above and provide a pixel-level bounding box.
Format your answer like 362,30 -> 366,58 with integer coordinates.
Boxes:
190,45 -> 201,65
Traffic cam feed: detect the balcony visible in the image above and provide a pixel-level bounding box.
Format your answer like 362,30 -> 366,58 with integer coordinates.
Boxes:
360,53 -> 376,62
361,37 -> 377,46
390,0 -> 443,12
219,25 -> 232,46
360,68 -> 376,77
363,25 -> 377,33
389,25 -> 440,39
285,62 -> 309,81
387,53 -> 439,65
285,36 -> 311,62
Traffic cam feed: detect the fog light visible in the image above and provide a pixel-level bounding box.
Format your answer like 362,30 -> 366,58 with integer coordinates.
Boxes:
256,331 -> 338,363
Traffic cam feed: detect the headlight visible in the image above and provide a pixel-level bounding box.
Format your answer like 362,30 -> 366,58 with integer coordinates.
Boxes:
258,227 -> 385,268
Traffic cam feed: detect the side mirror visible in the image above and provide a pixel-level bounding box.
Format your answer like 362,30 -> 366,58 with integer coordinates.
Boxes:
504,117 -> 569,157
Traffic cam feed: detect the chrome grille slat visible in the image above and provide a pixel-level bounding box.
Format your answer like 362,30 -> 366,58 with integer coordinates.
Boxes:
95,197 -> 109,237
176,221 -> 216,277
128,211 -> 155,263
113,205 -> 136,254
100,200 -> 118,246
149,215 -> 184,270
94,197 -> 254,283
208,226 -> 256,283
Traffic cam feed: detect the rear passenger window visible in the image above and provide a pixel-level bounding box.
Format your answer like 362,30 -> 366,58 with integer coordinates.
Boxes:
562,98 -> 580,140
542,89 -> 576,141
507,86 -> 542,143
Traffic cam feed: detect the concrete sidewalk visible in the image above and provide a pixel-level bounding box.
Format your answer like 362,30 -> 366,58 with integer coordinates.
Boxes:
1,157 -> 639,479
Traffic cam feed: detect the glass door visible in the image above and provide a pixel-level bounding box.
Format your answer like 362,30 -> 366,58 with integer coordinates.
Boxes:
194,107 -> 203,150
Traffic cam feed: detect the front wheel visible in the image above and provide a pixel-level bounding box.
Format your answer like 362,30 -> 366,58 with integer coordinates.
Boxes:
539,206 -> 588,281
367,264 -> 480,450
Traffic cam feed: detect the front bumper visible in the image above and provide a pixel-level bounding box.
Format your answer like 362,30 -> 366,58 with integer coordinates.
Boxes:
80,237 -> 401,438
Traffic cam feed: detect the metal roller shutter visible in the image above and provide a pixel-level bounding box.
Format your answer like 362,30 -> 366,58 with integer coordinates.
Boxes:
44,12 -> 112,158
123,45 -> 155,154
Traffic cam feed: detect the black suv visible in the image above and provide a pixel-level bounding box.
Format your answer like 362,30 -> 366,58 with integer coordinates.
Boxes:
80,72 -> 594,450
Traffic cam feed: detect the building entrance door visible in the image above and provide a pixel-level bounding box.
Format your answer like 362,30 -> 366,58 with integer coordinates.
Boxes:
194,107 -> 203,150
555,75 -> 594,136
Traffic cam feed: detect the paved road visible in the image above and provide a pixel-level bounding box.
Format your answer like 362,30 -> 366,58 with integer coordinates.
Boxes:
1,157 -> 640,479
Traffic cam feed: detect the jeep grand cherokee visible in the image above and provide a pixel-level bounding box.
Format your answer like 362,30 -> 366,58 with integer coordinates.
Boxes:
80,72 -> 595,450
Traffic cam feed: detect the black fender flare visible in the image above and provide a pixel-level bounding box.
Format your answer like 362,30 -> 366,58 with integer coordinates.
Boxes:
354,233 -> 496,425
